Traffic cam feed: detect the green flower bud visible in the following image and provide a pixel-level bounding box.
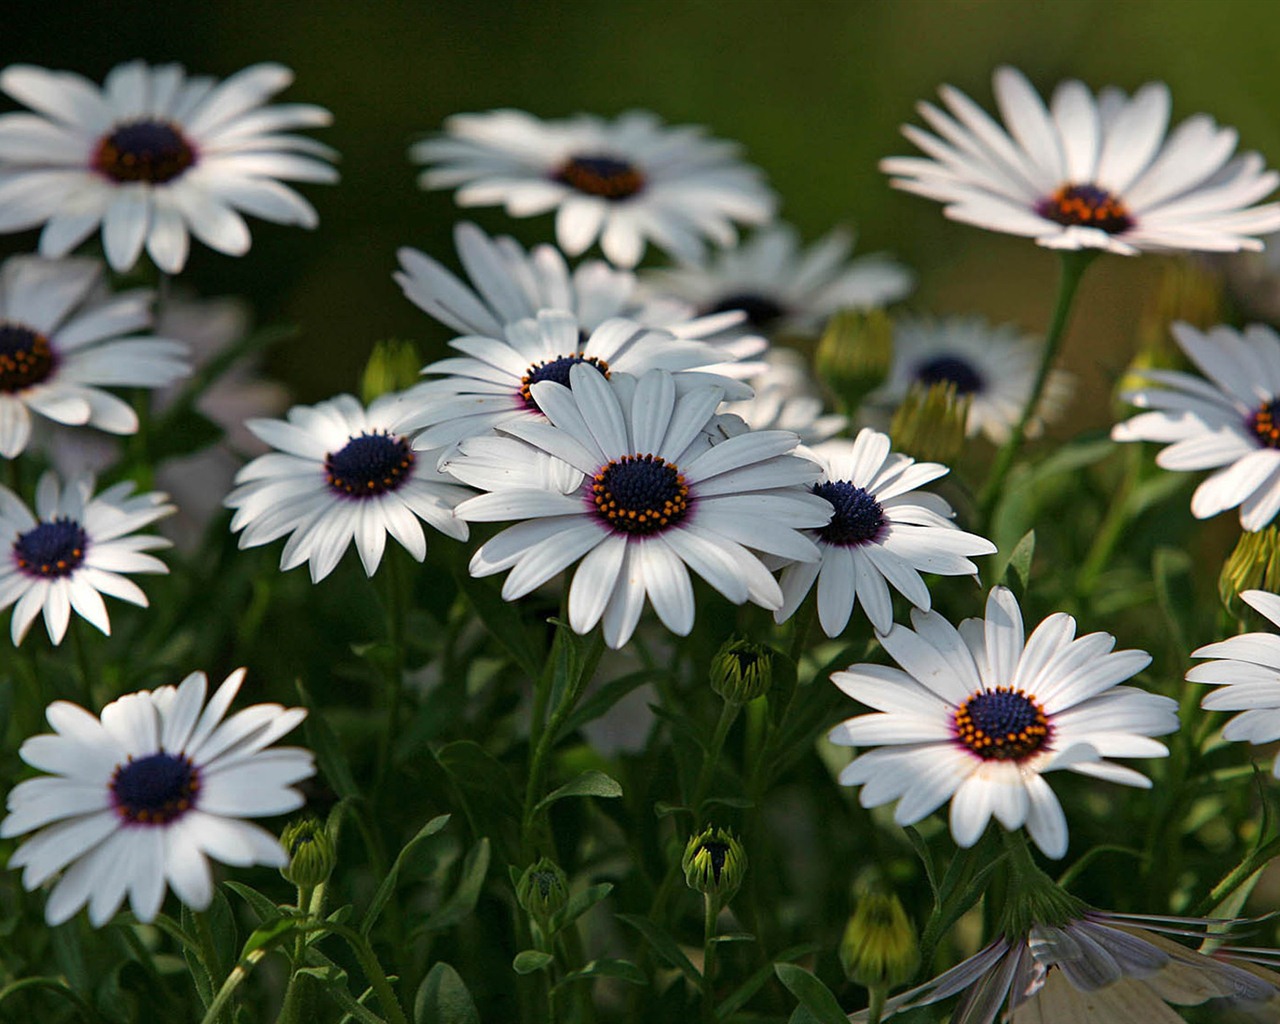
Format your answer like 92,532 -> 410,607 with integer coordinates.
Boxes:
839,890 -> 919,989
280,818 -> 335,889
710,637 -> 774,704
815,308 -> 893,412
516,857 -> 568,924
360,339 -> 421,403
889,380 -> 971,464
682,827 -> 746,901
1221,526 -> 1280,616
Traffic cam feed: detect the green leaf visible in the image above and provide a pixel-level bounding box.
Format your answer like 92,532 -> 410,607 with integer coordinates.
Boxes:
903,826 -> 941,907
654,801 -> 691,820
553,669 -> 663,741
414,963 -> 480,1024
616,914 -> 700,985
454,572 -> 542,677
1002,529 -> 1036,595
512,950 -> 554,975
709,931 -> 756,945
223,881 -> 286,926
555,958 -> 647,988
242,917 -> 298,957
549,882 -> 613,934
534,769 -> 623,813
361,814 -> 451,937
420,838 -> 491,933
435,740 -> 521,848
773,963 -> 848,1024
717,943 -> 820,1020
296,678 -> 359,800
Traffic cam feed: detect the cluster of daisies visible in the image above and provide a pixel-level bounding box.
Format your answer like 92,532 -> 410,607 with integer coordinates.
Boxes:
2,54 -> 1280,1024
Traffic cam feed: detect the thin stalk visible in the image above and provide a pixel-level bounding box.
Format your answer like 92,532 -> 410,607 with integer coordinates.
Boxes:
375,550 -> 408,797
701,895 -> 719,1024
277,884 -> 316,1024
979,250 -> 1096,522
867,986 -> 887,1024
1076,445 -> 1142,596
691,701 -> 740,827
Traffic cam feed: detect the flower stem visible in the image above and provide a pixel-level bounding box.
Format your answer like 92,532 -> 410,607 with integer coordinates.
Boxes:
979,250 -> 1096,523
375,548 -> 408,798
701,894 -> 720,1024
866,986 -> 887,1024
691,701 -> 740,827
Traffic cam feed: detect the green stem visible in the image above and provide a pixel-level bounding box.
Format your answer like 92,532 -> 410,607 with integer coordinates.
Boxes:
327,922 -> 410,1024
1076,445 -> 1142,596
979,250 -> 1096,523
1192,833 -> 1280,916
867,986 -> 887,1024
701,895 -> 719,1024
691,701 -> 740,827
375,550 -> 408,798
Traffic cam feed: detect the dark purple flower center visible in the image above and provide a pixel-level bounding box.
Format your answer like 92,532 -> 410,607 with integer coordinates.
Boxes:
111,751 -> 200,825
915,355 -> 984,396
520,354 -> 610,411
705,292 -> 787,332
94,119 -> 196,185
1249,399 -> 1280,449
325,432 -> 415,498
813,481 -> 884,546
13,518 -> 87,578
554,154 -> 646,200
592,454 -> 689,535
0,322 -> 55,392
954,687 -> 1050,761
1036,183 -> 1133,234
698,840 -> 730,882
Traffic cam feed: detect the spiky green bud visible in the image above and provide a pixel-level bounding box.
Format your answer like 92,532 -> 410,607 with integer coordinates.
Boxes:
710,637 -> 774,705
889,380 -> 971,463
840,889 -> 919,988
280,818 -> 335,889
360,339 -> 421,403
1221,526 -> 1280,616
516,857 -> 568,925
682,827 -> 746,901
815,308 -> 893,412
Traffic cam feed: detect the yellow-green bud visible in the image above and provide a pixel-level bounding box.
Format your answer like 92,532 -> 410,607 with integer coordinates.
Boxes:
360,339 -> 422,403
710,637 -> 774,704
839,890 -> 919,989
280,818 -> 335,889
889,380 -> 971,464
516,858 -> 568,924
682,827 -> 746,901
1221,526 -> 1280,616
815,309 -> 893,412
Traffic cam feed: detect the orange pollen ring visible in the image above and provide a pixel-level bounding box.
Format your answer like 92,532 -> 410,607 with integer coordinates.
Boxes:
953,686 -> 1051,762
591,453 -> 690,536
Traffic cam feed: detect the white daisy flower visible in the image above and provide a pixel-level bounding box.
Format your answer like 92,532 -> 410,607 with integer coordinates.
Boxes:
873,315 -> 1073,444
1188,588 -> 1280,776
642,223 -> 914,337
226,392 -> 471,583
0,472 -> 173,646
883,65 -> 1280,255
776,429 -> 996,637
400,308 -> 757,451
411,109 -> 776,267
720,349 -> 847,444
0,255 -> 189,458
830,586 -> 1177,858
1,668 -> 313,926
442,366 -> 830,649
1111,321 -> 1280,531
860,912 -> 1276,1023
0,60 -> 337,273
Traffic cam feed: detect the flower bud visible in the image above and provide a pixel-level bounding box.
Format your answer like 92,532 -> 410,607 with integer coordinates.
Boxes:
710,637 -> 774,704
1221,526 -> 1280,615
1120,260 -> 1223,394
516,857 -> 568,925
889,380 -> 971,464
682,827 -> 746,901
280,818 -> 335,889
840,890 -> 919,989
815,308 -> 893,412
361,339 -> 422,403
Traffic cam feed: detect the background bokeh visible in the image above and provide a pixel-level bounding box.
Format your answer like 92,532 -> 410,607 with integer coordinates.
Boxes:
8,0 -> 1280,411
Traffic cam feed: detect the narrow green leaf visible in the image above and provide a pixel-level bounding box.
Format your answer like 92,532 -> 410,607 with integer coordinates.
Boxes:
709,931 -> 756,945
903,826 -> 940,907
773,963 -> 848,1024
534,769 -> 623,813
243,918 -> 298,956
454,572 -> 542,677
223,881 -> 285,926
361,814 -> 451,937
555,958 -> 647,988
617,914 -> 699,985
512,950 -> 554,975
549,882 -> 613,934
413,963 -> 480,1024
553,669 -> 663,741
1005,529 -> 1036,594
297,678 -> 359,799
421,838 -> 491,932
717,943 -> 820,1020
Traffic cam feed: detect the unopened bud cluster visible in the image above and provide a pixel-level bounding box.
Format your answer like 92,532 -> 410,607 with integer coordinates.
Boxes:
839,889 -> 919,988
516,857 -> 568,924
889,380 -> 971,464
710,637 -> 774,704
683,826 -> 746,901
815,308 -> 893,411
280,818 -> 336,889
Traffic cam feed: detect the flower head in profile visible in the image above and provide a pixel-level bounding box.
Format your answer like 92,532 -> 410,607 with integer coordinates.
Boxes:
643,223 -> 914,338
777,429 -> 996,637
830,586 -> 1177,858
859,911 -> 1276,1023
0,472 -> 173,645
883,66 -> 1280,254
443,367 -> 830,649
1112,321 -> 1280,531
0,60 -> 337,272
411,109 -> 776,267
225,392 -> 471,583
1189,588 -> 1280,776
0,255 -> 189,458
2,669 -> 313,926
873,315 -> 1073,444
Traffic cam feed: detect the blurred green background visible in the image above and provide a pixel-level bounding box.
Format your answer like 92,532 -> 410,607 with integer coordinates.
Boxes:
7,0 -> 1280,410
